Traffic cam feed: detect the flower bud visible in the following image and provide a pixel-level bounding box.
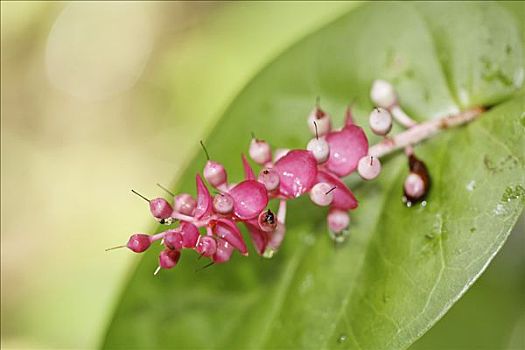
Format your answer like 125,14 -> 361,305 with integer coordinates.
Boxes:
164,230 -> 183,250
306,138 -> 330,163
369,107 -> 393,136
173,193 -> 197,216
370,79 -> 397,108
327,208 -> 350,233
309,182 -> 335,207
357,155 -> 381,180
149,198 -> 173,219
249,138 -> 272,165
403,154 -> 430,204
127,234 -> 152,253
159,249 -> 181,269
203,160 -> 227,188
213,193 -> 234,214
258,168 -> 280,192
195,236 -> 217,257
307,106 -> 331,137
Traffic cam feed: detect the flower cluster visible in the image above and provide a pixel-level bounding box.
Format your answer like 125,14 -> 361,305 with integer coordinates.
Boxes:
110,80 -> 432,274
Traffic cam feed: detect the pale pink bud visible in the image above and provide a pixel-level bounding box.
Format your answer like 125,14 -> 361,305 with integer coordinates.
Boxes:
173,193 -> 197,216
307,106 -> 331,137
127,234 -> 152,253
369,107 -> 393,136
404,173 -> 425,200
327,208 -> 350,233
309,182 -> 335,207
370,79 -> 397,109
213,193 -> 234,214
306,138 -> 330,164
159,249 -> 181,269
357,155 -> 381,180
149,198 -> 173,219
249,138 -> 272,165
257,168 -> 280,192
213,239 -> 234,264
195,236 -> 217,257
203,160 -> 227,188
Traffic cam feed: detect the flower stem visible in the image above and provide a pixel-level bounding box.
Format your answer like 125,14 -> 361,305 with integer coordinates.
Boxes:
369,106 -> 484,158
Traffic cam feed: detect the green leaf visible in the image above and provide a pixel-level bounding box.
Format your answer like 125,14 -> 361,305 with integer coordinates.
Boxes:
102,3 -> 524,349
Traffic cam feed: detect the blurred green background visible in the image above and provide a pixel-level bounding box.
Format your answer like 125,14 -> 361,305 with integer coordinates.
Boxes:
1,2 -> 523,349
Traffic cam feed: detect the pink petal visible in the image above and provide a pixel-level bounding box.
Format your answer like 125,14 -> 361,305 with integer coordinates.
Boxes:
194,174 -> 212,219
317,170 -> 358,210
273,150 -> 318,198
213,238 -> 234,264
229,180 -> 268,220
325,125 -> 368,177
180,222 -> 200,248
241,154 -> 256,180
212,219 -> 248,255
243,219 -> 269,255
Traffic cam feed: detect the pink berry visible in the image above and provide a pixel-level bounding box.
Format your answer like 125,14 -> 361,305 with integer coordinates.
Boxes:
195,236 -> 217,257
164,230 -> 183,250
180,222 -> 200,248
369,107 -> 393,136
149,198 -> 173,219
309,182 -> 335,207
258,209 -> 277,233
203,160 -> 227,188
159,249 -> 181,269
249,138 -> 272,165
213,193 -> 234,214
257,168 -> 280,192
327,208 -> 350,233
306,137 -> 330,164
357,155 -> 381,180
307,105 -> 331,137
370,79 -> 397,108
127,234 -> 152,253
173,193 -> 197,216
